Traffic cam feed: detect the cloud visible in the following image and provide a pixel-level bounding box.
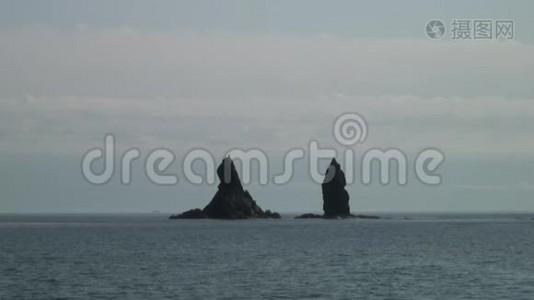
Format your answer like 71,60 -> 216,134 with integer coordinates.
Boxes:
0,94 -> 533,157
0,27 -> 533,98
0,27 -> 533,157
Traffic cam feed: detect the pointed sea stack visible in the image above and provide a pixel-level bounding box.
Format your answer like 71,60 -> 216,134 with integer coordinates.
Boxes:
170,157 -> 280,219
296,158 -> 379,219
322,158 -> 350,218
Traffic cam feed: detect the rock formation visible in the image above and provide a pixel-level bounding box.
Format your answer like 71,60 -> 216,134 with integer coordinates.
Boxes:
295,158 -> 379,219
322,158 -> 351,218
170,157 -> 280,219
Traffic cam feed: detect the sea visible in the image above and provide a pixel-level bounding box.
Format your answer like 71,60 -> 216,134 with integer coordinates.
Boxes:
0,214 -> 533,299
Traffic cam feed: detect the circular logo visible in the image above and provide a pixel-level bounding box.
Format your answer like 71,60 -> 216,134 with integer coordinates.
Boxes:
426,20 -> 445,39
333,113 -> 368,146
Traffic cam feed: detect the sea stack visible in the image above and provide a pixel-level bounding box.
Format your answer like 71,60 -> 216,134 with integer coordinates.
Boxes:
322,158 -> 351,218
170,157 -> 280,219
296,158 -> 379,219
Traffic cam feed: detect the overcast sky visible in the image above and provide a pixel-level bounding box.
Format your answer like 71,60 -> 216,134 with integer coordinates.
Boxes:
1,0 -> 533,213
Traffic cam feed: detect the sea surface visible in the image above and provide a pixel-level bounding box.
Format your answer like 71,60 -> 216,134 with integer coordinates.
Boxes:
0,214 -> 533,299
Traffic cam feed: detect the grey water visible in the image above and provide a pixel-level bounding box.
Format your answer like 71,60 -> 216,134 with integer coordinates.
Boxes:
1,214 -> 533,299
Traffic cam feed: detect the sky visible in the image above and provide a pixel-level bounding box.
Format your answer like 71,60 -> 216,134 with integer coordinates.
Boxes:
0,0 -> 533,213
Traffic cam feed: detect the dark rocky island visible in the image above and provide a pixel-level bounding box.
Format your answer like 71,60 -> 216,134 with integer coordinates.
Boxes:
170,157 -> 280,220
296,158 -> 379,220
322,158 -> 350,217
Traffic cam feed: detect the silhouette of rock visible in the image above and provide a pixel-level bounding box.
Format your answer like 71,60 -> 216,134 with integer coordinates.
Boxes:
322,158 -> 350,218
294,213 -> 323,219
354,214 -> 380,219
172,208 -> 206,219
170,157 -> 280,220
295,158 -> 379,220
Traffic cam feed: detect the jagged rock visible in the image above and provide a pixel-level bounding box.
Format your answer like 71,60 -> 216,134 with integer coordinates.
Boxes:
170,157 -> 280,220
353,214 -> 380,219
295,158 -> 379,220
170,208 -> 206,219
322,158 -> 350,218
294,213 -> 323,219
262,210 -> 282,219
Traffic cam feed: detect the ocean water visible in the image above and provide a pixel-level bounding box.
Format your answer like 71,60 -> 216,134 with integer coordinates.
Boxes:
0,214 -> 533,299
